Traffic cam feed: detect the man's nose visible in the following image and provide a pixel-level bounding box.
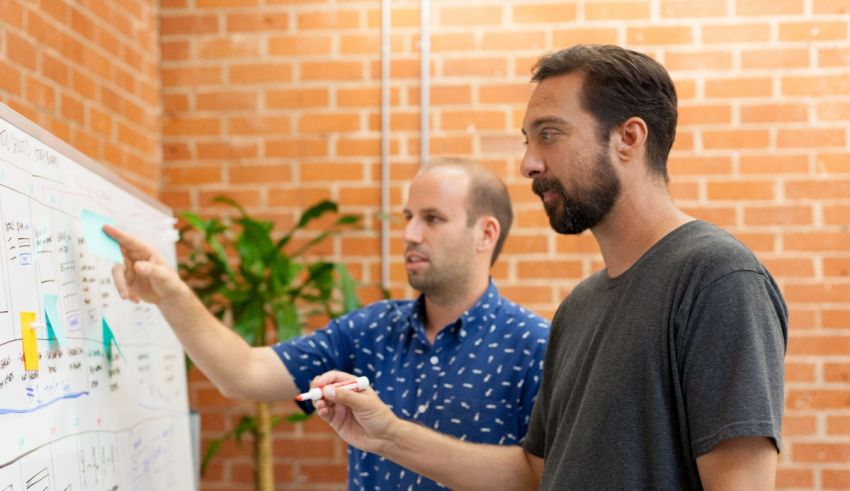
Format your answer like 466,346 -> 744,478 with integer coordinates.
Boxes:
520,146 -> 544,179
403,219 -> 423,243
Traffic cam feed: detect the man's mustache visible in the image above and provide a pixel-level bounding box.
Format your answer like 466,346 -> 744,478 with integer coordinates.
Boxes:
532,178 -> 561,198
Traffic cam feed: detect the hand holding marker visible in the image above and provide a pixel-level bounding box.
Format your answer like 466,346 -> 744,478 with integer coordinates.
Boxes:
295,376 -> 370,402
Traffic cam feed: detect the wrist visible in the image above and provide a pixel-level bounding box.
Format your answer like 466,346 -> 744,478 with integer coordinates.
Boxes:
158,280 -> 195,311
377,414 -> 408,456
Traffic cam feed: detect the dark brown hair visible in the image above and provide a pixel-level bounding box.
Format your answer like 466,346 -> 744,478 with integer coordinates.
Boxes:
532,45 -> 678,181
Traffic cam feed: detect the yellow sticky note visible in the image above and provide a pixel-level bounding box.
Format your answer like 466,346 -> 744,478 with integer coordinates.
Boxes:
20,311 -> 39,371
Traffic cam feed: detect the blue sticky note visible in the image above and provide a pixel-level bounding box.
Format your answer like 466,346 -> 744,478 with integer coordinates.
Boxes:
82,209 -> 123,263
102,317 -> 124,361
44,294 -> 67,346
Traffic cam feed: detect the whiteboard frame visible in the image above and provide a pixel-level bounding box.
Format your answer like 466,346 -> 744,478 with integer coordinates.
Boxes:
0,102 -> 172,216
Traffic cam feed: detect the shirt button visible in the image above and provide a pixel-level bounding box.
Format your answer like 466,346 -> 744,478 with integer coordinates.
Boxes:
418,404 -> 428,414
429,356 -> 439,365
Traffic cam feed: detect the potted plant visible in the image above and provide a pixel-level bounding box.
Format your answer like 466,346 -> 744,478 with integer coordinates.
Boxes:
179,197 -> 361,491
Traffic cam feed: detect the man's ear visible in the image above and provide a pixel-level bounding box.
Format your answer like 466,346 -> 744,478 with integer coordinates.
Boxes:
477,216 -> 500,254
613,117 -> 648,163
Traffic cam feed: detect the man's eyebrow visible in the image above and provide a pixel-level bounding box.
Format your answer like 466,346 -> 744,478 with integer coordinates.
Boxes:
521,116 -> 570,135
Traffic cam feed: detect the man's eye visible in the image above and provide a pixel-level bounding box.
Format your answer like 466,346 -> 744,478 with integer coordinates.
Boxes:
425,215 -> 441,224
540,130 -> 555,141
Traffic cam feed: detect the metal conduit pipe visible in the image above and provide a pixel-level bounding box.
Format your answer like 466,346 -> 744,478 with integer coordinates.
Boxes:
420,0 -> 430,167
379,0 -> 391,290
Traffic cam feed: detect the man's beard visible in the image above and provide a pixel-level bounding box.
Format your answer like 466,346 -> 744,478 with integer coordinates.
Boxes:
532,152 -> 621,235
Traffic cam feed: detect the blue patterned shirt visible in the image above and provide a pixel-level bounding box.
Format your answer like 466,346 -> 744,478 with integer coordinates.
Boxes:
273,281 -> 550,490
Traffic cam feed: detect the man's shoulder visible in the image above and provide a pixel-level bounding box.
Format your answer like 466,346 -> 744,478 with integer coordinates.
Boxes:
492,294 -> 551,336
671,221 -> 766,277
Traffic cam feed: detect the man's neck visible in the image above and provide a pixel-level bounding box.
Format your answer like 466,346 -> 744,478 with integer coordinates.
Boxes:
593,186 -> 693,278
422,277 -> 490,344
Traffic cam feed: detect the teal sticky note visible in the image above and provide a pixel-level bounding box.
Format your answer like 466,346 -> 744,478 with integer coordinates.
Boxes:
44,294 -> 67,346
102,317 -> 124,361
82,209 -> 123,263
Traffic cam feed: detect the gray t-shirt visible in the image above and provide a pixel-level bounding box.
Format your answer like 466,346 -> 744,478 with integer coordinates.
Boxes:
523,220 -> 787,489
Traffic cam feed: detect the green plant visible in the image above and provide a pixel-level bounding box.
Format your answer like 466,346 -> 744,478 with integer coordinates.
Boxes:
179,197 -> 361,491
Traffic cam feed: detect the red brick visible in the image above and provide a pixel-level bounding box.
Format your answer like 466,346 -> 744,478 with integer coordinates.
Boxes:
666,50 -> 732,71
301,61 -> 363,81
740,155 -> 809,175
229,164 -> 291,184
586,1 -> 651,20
269,35 -> 332,56
780,21 -> 848,41
163,166 -> 223,186
481,31 -> 547,51
197,91 -> 258,111
7,31 -> 37,70
828,416 -> 850,435
818,101 -> 850,121
660,0 -> 727,17
440,110 -> 508,131
297,10 -> 360,30
442,58 -> 508,78
627,26 -> 692,45
785,232 -> 850,252
229,63 -> 292,84
229,116 -> 292,135
735,0 -> 804,15
705,77 -> 772,98
703,130 -> 770,150
198,37 -> 262,59
741,103 -> 808,123
793,442 -> 850,462
744,206 -> 812,226
266,88 -> 329,109
819,47 -> 850,68
438,6 -> 503,26
703,23 -> 770,43
161,14 -> 219,35
430,33 -> 477,52
786,180 -> 850,200
775,469 -> 813,488
513,3 -> 577,23
785,74 -> 850,96
226,12 -> 288,32
553,28 -> 620,46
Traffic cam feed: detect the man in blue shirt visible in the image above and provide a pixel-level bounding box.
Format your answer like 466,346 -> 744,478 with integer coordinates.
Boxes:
105,160 -> 550,489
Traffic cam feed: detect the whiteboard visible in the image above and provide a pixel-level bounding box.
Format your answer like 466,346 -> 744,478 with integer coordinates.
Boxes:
0,103 -> 195,491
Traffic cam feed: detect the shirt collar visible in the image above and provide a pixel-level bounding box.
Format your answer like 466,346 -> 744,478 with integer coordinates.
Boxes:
408,279 -> 503,335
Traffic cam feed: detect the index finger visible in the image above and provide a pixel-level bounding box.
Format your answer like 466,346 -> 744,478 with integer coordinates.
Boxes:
311,370 -> 358,389
102,225 -> 156,261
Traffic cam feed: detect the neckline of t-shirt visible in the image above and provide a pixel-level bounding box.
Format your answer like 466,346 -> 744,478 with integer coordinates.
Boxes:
599,219 -> 706,290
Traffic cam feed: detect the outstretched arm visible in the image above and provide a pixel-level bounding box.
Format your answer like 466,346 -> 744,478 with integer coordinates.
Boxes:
103,225 -> 298,402
313,371 -> 543,491
696,436 -> 777,491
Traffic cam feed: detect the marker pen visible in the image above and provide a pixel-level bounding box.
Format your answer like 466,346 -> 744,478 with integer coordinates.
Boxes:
294,376 -> 370,402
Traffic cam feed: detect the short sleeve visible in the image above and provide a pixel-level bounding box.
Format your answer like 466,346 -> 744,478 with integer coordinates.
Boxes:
272,315 -> 355,413
516,323 -> 548,441
678,270 -> 788,456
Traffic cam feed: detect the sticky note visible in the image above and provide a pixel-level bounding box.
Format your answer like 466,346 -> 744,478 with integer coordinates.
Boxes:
44,294 -> 67,346
82,209 -> 123,263
20,311 -> 39,371
102,317 -> 124,361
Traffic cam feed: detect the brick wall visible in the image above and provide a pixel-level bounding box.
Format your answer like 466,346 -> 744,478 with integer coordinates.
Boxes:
161,0 -> 850,489
3,0 -> 848,489
0,0 -> 161,194
161,1 -> 850,489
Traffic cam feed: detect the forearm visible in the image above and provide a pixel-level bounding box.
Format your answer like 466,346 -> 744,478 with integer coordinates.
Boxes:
156,284 -> 294,401
379,418 -> 539,491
